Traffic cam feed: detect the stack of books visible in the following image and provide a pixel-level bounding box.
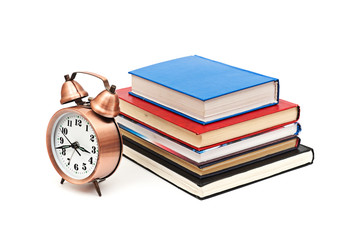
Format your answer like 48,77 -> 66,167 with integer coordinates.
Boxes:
117,55 -> 314,199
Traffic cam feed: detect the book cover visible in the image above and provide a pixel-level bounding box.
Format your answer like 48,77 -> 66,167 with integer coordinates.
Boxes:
118,87 -> 299,135
129,56 -> 279,124
129,55 -> 278,101
117,87 -> 300,150
118,114 -> 301,166
123,142 -> 314,199
122,132 -> 300,179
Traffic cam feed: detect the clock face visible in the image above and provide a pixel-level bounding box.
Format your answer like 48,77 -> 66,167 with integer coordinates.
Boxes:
51,112 -> 99,180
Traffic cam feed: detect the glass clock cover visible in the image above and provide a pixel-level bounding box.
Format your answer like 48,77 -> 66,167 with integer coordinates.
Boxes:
51,112 -> 99,180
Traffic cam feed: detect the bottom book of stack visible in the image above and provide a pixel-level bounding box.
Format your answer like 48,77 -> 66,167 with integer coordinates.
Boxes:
122,135 -> 314,199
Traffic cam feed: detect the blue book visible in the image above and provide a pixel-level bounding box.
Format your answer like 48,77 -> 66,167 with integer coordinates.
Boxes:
129,55 -> 279,124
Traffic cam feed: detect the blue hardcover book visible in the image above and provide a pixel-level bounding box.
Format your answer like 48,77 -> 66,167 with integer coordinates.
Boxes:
129,55 -> 279,124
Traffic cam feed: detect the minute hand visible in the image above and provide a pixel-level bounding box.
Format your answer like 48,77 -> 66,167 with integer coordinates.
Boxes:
59,128 -> 81,156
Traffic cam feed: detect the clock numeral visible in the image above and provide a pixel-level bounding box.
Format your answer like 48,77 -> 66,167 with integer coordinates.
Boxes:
74,163 -> 79,171
91,146 -> 96,154
75,119 -> 82,127
62,148 -> 66,156
59,137 -> 64,144
61,127 -> 68,135
67,158 -> 71,165
67,120 -> 72,127
82,163 -> 87,171
90,134 -> 95,142
88,157 -> 93,164
86,125 -> 89,132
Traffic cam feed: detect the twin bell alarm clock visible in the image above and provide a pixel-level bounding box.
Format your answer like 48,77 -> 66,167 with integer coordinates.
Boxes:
46,71 -> 123,196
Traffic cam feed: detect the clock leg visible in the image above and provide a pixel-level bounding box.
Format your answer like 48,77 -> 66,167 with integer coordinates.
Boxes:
93,180 -> 102,197
60,178 -> 65,184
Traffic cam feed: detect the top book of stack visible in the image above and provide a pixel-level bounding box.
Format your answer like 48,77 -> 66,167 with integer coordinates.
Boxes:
129,55 -> 279,124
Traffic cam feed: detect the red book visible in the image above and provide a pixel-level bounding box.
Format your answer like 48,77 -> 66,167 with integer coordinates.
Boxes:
117,87 -> 300,150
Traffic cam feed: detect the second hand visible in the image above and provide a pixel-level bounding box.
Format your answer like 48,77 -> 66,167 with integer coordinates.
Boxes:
67,149 -> 76,166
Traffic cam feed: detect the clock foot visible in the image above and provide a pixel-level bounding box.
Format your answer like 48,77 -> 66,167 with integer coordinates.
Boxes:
60,178 -> 65,184
93,180 -> 102,197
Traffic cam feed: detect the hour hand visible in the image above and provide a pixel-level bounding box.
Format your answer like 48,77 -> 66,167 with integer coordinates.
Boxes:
55,145 -> 72,150
78,146 -> 90,154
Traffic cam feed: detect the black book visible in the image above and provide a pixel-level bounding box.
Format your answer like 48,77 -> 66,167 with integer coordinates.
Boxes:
123,136 -> 314,199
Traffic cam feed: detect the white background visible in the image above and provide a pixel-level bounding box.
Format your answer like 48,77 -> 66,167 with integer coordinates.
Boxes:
1,0 -> 345,239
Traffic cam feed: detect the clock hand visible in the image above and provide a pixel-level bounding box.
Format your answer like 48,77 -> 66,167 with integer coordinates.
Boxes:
55,145 -> 72,149
59,128 -> 73,144
67,149 -> 76,166
59,128 -> 81,156
78,146 -> 91,154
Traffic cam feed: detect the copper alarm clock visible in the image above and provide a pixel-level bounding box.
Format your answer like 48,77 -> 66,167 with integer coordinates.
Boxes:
46,72 -> 123,196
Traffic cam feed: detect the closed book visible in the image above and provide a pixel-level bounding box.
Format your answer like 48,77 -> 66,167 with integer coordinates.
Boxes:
117,114 -> 301,165
121,129 -> 300,178
123,141 -> 314,199
129,55 -> 279,124
117,87 -> 300,150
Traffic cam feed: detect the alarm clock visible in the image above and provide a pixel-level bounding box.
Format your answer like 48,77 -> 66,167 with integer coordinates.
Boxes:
46,71 -> 123,196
